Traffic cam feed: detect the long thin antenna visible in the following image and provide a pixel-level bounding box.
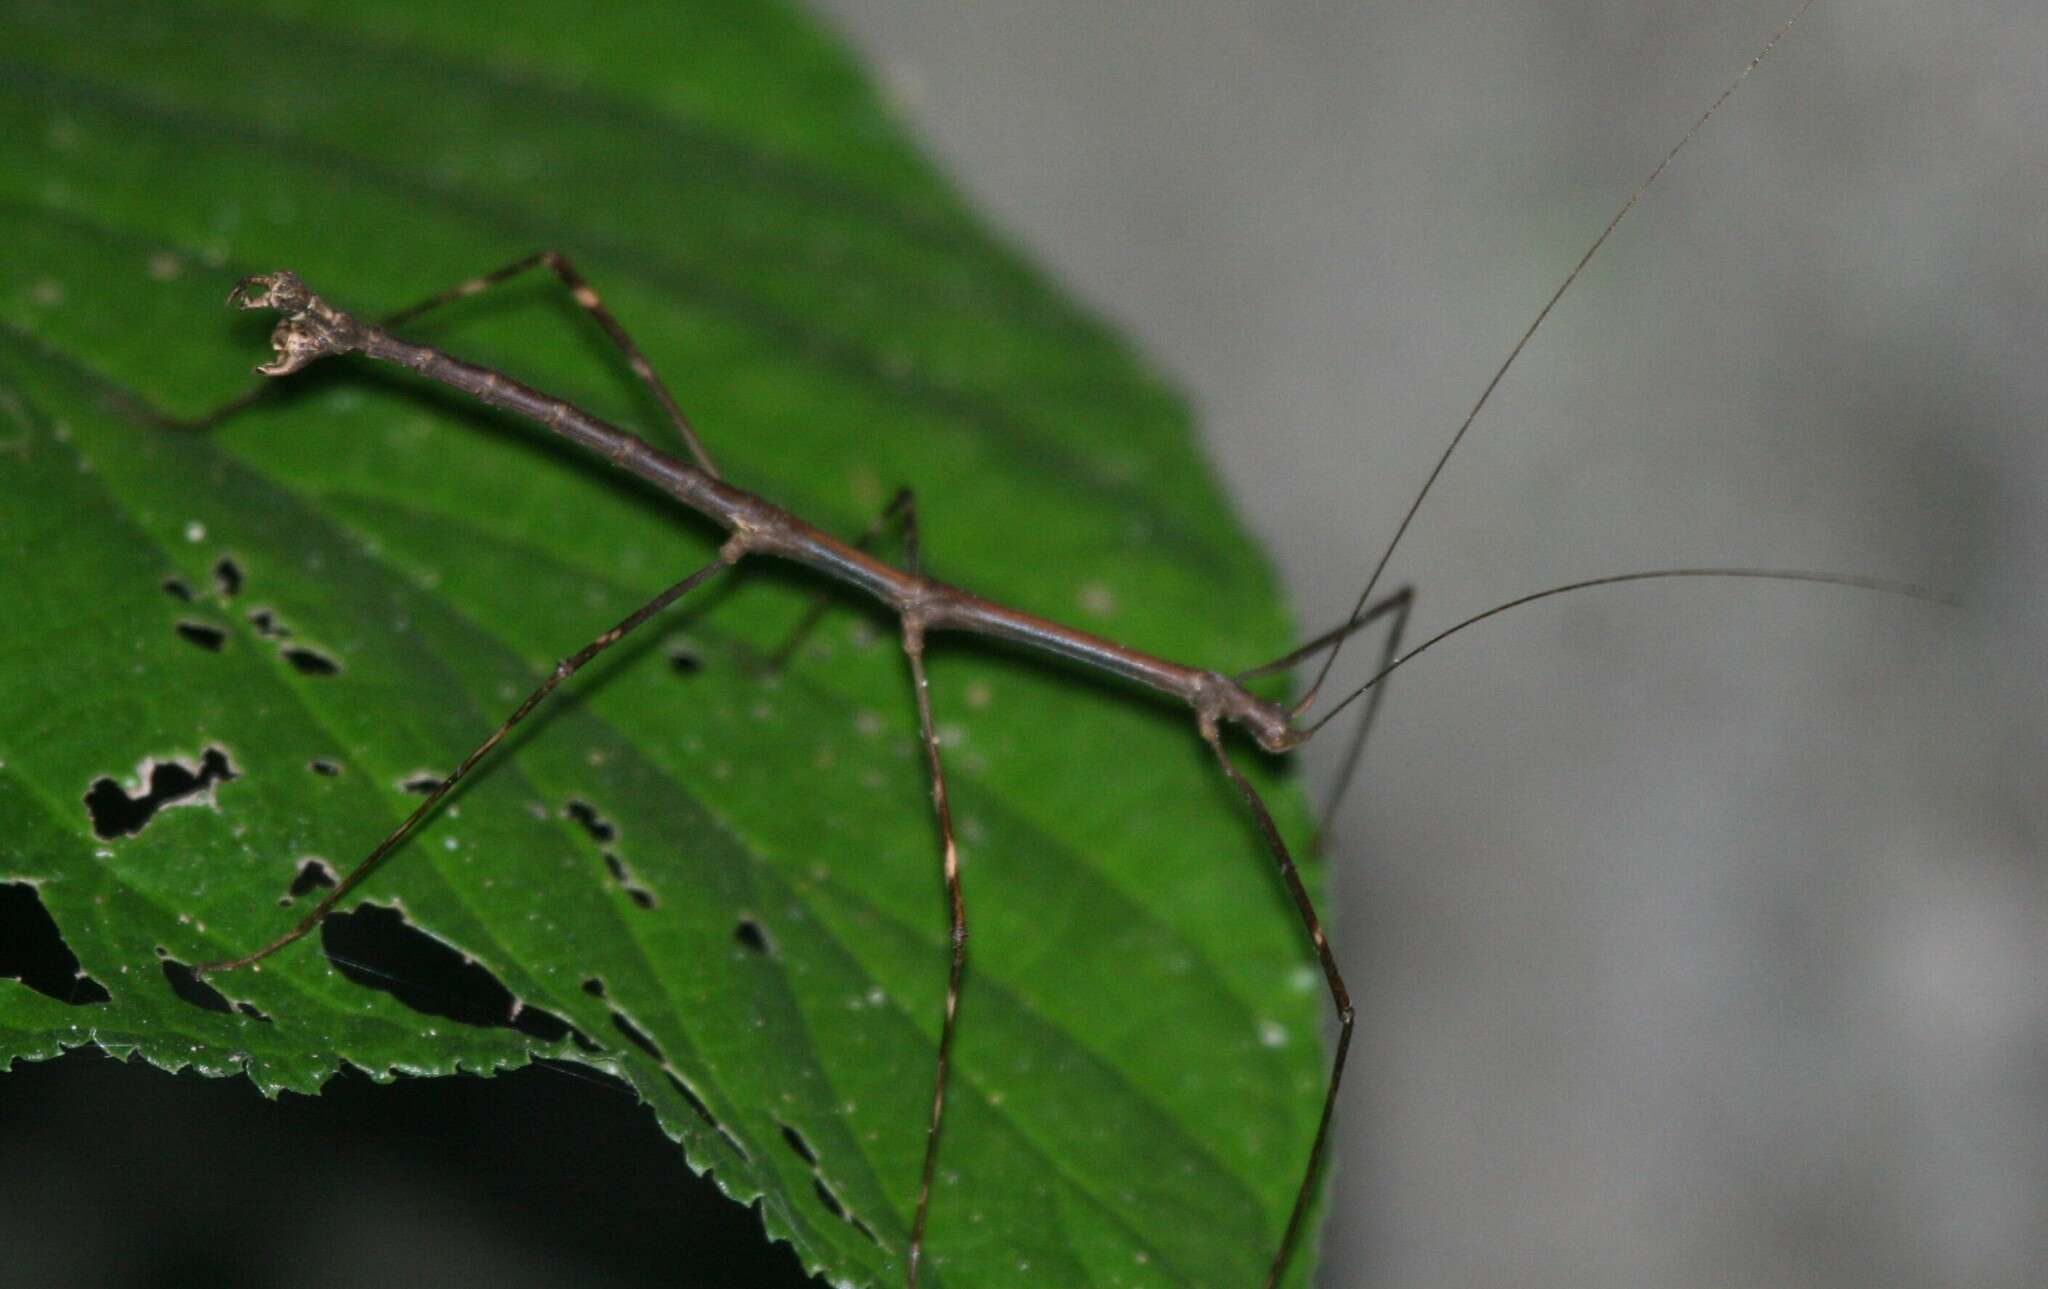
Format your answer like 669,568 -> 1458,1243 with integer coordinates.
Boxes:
1290,0 -> 1819,717
1301,565 -> 1952,738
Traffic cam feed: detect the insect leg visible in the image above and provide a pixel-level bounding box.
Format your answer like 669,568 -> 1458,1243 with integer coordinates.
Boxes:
195,553 -> 738,974
1230,581 -> 1415,830
172,253 -> 718,475
1205,725 -> 1351,1289
1314,583 -> 1414,835
376,250 -> 719,476
766,486 -> 919,671
889,493 -> 957,1289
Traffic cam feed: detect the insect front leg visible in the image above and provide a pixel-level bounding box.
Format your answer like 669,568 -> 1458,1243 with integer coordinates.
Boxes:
1313,582 -> 1414,834
376,250 -> 720,475
168,252 -> 718,476
1204,722 -> 1352,1289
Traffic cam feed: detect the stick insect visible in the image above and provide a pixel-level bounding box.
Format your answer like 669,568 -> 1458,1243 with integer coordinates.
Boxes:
174,5 -> 1959,1284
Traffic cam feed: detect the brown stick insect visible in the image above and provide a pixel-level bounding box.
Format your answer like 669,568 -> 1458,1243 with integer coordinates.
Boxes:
178,4 -> 1969,1285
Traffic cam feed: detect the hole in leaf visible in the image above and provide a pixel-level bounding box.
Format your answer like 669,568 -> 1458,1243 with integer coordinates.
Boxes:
284,858 -> 337,902
564,799 -> 616,843
600,854 -> 656,910
779,1123 -> 817,1167
282,645 -> 339,676
308,759 -> 341,777
662,1069 -> 707,1115
0,882 -> 110,1005
174,620 -> 227,652
510,1000 -> 572,1045
160,576 -> 194,602
734,918 -> 771,955
83,746 -> 237,840
248,608 -> 292,639
663,1069 -> 748,1161
812,1178 -> 846,1221
581,977 -> 606,998
851,1214 -> 878,1245
212,556 -> 243,598
609,1009 -> 663,1062
322,903 -> 583,1047
236,1000 -> 272,1023
399,773 -> 443,795
161,957 -> 233,1015
667,646 -> 703,676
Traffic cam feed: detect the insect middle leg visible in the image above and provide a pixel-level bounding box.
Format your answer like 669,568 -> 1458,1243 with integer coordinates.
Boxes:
767,486 -> 920,671
856,495 -> 961,1289
196,551 -> 738,973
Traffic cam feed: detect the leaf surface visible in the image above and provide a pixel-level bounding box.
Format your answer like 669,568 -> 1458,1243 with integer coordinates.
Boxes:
0,2 -> 1324,1284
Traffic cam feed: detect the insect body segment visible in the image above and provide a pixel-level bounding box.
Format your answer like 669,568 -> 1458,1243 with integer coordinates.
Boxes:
199,13 -> 1946,1280
216,266 -> 1343,1285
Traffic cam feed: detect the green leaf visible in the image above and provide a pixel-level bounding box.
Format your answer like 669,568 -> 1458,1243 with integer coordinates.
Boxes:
0,1 -> 1324,1284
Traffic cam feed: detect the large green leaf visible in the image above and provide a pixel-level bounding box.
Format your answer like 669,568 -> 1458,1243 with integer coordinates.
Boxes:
0,1 -> 1324,1284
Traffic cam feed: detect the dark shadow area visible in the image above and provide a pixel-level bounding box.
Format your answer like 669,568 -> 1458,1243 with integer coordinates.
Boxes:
82,747 -> 236,840
0,882 -> 111,1005
0,1049 -> 821,1287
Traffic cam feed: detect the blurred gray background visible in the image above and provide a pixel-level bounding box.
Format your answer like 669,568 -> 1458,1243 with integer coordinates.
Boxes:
811,2 -> 2046,1286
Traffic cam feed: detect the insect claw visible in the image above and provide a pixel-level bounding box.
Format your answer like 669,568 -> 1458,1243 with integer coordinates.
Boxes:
227,272 -> 365,377
227,271 -> 310,315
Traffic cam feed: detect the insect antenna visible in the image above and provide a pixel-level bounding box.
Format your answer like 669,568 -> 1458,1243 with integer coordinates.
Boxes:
1301,566 -> 1954,740
1284,0 -> 1820,721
